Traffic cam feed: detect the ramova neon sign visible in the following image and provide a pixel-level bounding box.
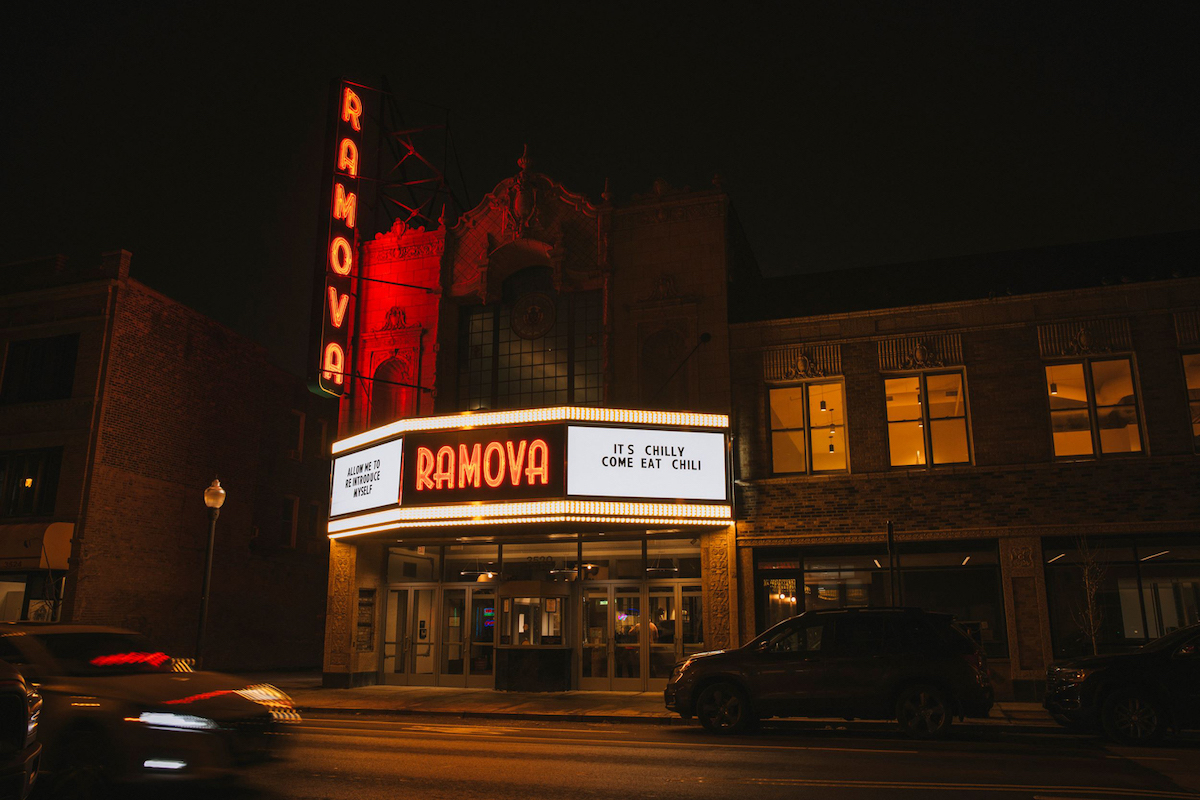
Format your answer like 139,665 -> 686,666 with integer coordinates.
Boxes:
310,80 -> 364,398
327,408 -> 733,537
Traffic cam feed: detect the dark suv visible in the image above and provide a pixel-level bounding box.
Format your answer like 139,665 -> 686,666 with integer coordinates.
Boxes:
665,608 -> 993,736
1044,623 -> 1200,744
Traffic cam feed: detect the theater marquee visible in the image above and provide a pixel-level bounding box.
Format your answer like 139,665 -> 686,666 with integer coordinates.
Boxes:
327,407 -> 732,538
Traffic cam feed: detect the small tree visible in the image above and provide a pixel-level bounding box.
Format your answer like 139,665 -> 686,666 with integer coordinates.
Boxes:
1072,535 -> 1108,656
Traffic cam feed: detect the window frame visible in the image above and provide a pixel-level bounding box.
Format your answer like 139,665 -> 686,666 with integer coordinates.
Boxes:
765,379 -> 850,476
1181,350 -> 1200,455
281,495 -> 299,548
883,369 -> 974,469
1044,355 -> 1145,460
286,410 -> 305,461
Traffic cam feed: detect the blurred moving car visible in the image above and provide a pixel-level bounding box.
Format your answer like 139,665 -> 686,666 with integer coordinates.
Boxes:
0,624 -> 299,788
665,607 -> 994,737
0,660 -> 40,800
1044,622 -> 1200,744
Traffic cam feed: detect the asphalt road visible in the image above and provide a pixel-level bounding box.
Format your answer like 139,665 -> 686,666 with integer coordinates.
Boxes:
160,714 -> 1200,800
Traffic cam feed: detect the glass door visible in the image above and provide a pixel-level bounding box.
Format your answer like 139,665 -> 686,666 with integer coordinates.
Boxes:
647,586 -> 676,688
580,586 -> 610,690
467,588 -> 496,687
682,584 -> 704,660
440,588 -> 467,687
409,587 -> 437,686
381,588 -> 409,685
612,586 -> 643,690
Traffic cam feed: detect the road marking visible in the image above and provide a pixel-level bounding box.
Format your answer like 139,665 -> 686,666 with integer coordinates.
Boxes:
293,724 -> 919,755
746,778 -> 1198,798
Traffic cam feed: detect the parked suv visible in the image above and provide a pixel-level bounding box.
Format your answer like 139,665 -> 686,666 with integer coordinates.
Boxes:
1044,622 -> 1200,744
665,608 -> 993,736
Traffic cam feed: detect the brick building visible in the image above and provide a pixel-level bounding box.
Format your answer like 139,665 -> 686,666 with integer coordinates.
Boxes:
729,232 -> 1200,698
322,157 -> 754,689
0,251 -> 335,670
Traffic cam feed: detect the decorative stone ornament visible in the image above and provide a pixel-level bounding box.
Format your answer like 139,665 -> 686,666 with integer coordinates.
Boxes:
510,292 -> 557,340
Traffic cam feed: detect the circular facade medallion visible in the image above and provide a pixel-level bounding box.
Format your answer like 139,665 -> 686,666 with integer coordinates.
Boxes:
510,292 -> 557,340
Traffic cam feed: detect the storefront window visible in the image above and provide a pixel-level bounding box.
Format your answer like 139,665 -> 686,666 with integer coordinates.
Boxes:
646,537 -> 701,579
387,546 -> 441,582
1045,537 -> 1200,658
753,542 -> 1006,657
501,541 -> 578,581
581,539 -> 644,580
444,545 -> 499,582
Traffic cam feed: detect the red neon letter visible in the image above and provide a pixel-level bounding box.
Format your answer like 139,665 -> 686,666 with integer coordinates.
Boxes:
526,438 -> 550,485
333,183 -> 357,229
458,443 -> 482,489
338,138 -> 359,177
321,343 -> 344,385
483,442 -> 504,488
506,440 -> 528,486
415,447 -> 434,491
341,87 -> 362,131
327,286 -> 349,328
433,446 -> 455,489
329,236 -> 353,275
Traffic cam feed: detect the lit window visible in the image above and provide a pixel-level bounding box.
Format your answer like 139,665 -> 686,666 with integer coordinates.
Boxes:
1045,359 -> 1142,457
885,372 -> 970,467
1184,354 -> 1200,452
768,382 -> 847,474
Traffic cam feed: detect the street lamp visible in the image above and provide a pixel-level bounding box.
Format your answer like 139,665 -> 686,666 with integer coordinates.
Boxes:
196,478 -> 226,669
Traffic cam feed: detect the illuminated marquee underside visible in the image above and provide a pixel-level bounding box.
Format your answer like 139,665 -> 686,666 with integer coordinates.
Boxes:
327,501 -> 733,539
332,406 -> 729,455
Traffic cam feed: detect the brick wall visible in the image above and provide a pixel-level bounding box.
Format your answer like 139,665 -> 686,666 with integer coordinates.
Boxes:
67,278 -> 335,670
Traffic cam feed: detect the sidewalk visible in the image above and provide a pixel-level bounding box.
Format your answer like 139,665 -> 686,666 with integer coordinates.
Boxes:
244,671 -> 1059,729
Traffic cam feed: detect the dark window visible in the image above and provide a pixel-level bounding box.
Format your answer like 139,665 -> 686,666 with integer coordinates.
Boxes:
0,449 -> 63,518
281,496 -> 298,548
1044,536 -> 1200,658
33,632 -> 170,676
285,411 -> 304,460
0,334 -> 79,404
0,637 -> 29,666
458,288 -> 602,411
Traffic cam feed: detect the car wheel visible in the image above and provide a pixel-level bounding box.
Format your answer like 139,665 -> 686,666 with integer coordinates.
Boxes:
895,684 -> 952,739
1103,688 -> 1166,745
696,682 -> 753,734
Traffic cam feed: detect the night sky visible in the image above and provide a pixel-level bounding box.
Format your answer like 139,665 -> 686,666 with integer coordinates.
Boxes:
4,3 -> 1197,375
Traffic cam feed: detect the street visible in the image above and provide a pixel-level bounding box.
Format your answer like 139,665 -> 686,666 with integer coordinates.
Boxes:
162,714 -> 1200,800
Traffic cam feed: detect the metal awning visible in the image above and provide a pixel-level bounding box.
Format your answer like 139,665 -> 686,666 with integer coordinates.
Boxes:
0,523 -> 74,571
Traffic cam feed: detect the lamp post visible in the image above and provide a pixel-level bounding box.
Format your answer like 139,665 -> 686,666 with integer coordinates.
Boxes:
197,478 -> 226,669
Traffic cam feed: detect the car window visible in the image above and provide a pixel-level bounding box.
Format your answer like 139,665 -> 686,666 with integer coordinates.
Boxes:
768,621 -> 828,653
32,632 -> 173,676
835,615 -> 885,657
884,615 -> 940,653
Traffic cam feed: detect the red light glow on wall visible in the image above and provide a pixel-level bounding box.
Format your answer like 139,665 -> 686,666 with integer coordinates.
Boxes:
311,80 -> 366,398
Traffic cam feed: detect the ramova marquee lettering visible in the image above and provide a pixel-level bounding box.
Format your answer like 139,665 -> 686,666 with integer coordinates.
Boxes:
310,80 -> 365,398
401,424 -> 565,506
414,438 -> 551,491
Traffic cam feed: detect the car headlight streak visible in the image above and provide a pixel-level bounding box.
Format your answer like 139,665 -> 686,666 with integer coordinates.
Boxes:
131,711 -> 219,730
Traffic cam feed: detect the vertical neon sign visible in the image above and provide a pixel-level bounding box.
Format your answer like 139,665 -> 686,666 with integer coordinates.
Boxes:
311,81 -> 364,398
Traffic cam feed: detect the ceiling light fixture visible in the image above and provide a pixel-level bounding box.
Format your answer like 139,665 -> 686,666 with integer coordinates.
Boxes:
1140,550 -> 1170,562
1050,383 -> 1058,396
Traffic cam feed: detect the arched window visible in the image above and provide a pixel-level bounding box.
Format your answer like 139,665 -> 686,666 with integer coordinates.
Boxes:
370,356 -> 414,427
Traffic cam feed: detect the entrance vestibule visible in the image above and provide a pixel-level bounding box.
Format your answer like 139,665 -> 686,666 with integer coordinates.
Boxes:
378,536 -> 703,691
